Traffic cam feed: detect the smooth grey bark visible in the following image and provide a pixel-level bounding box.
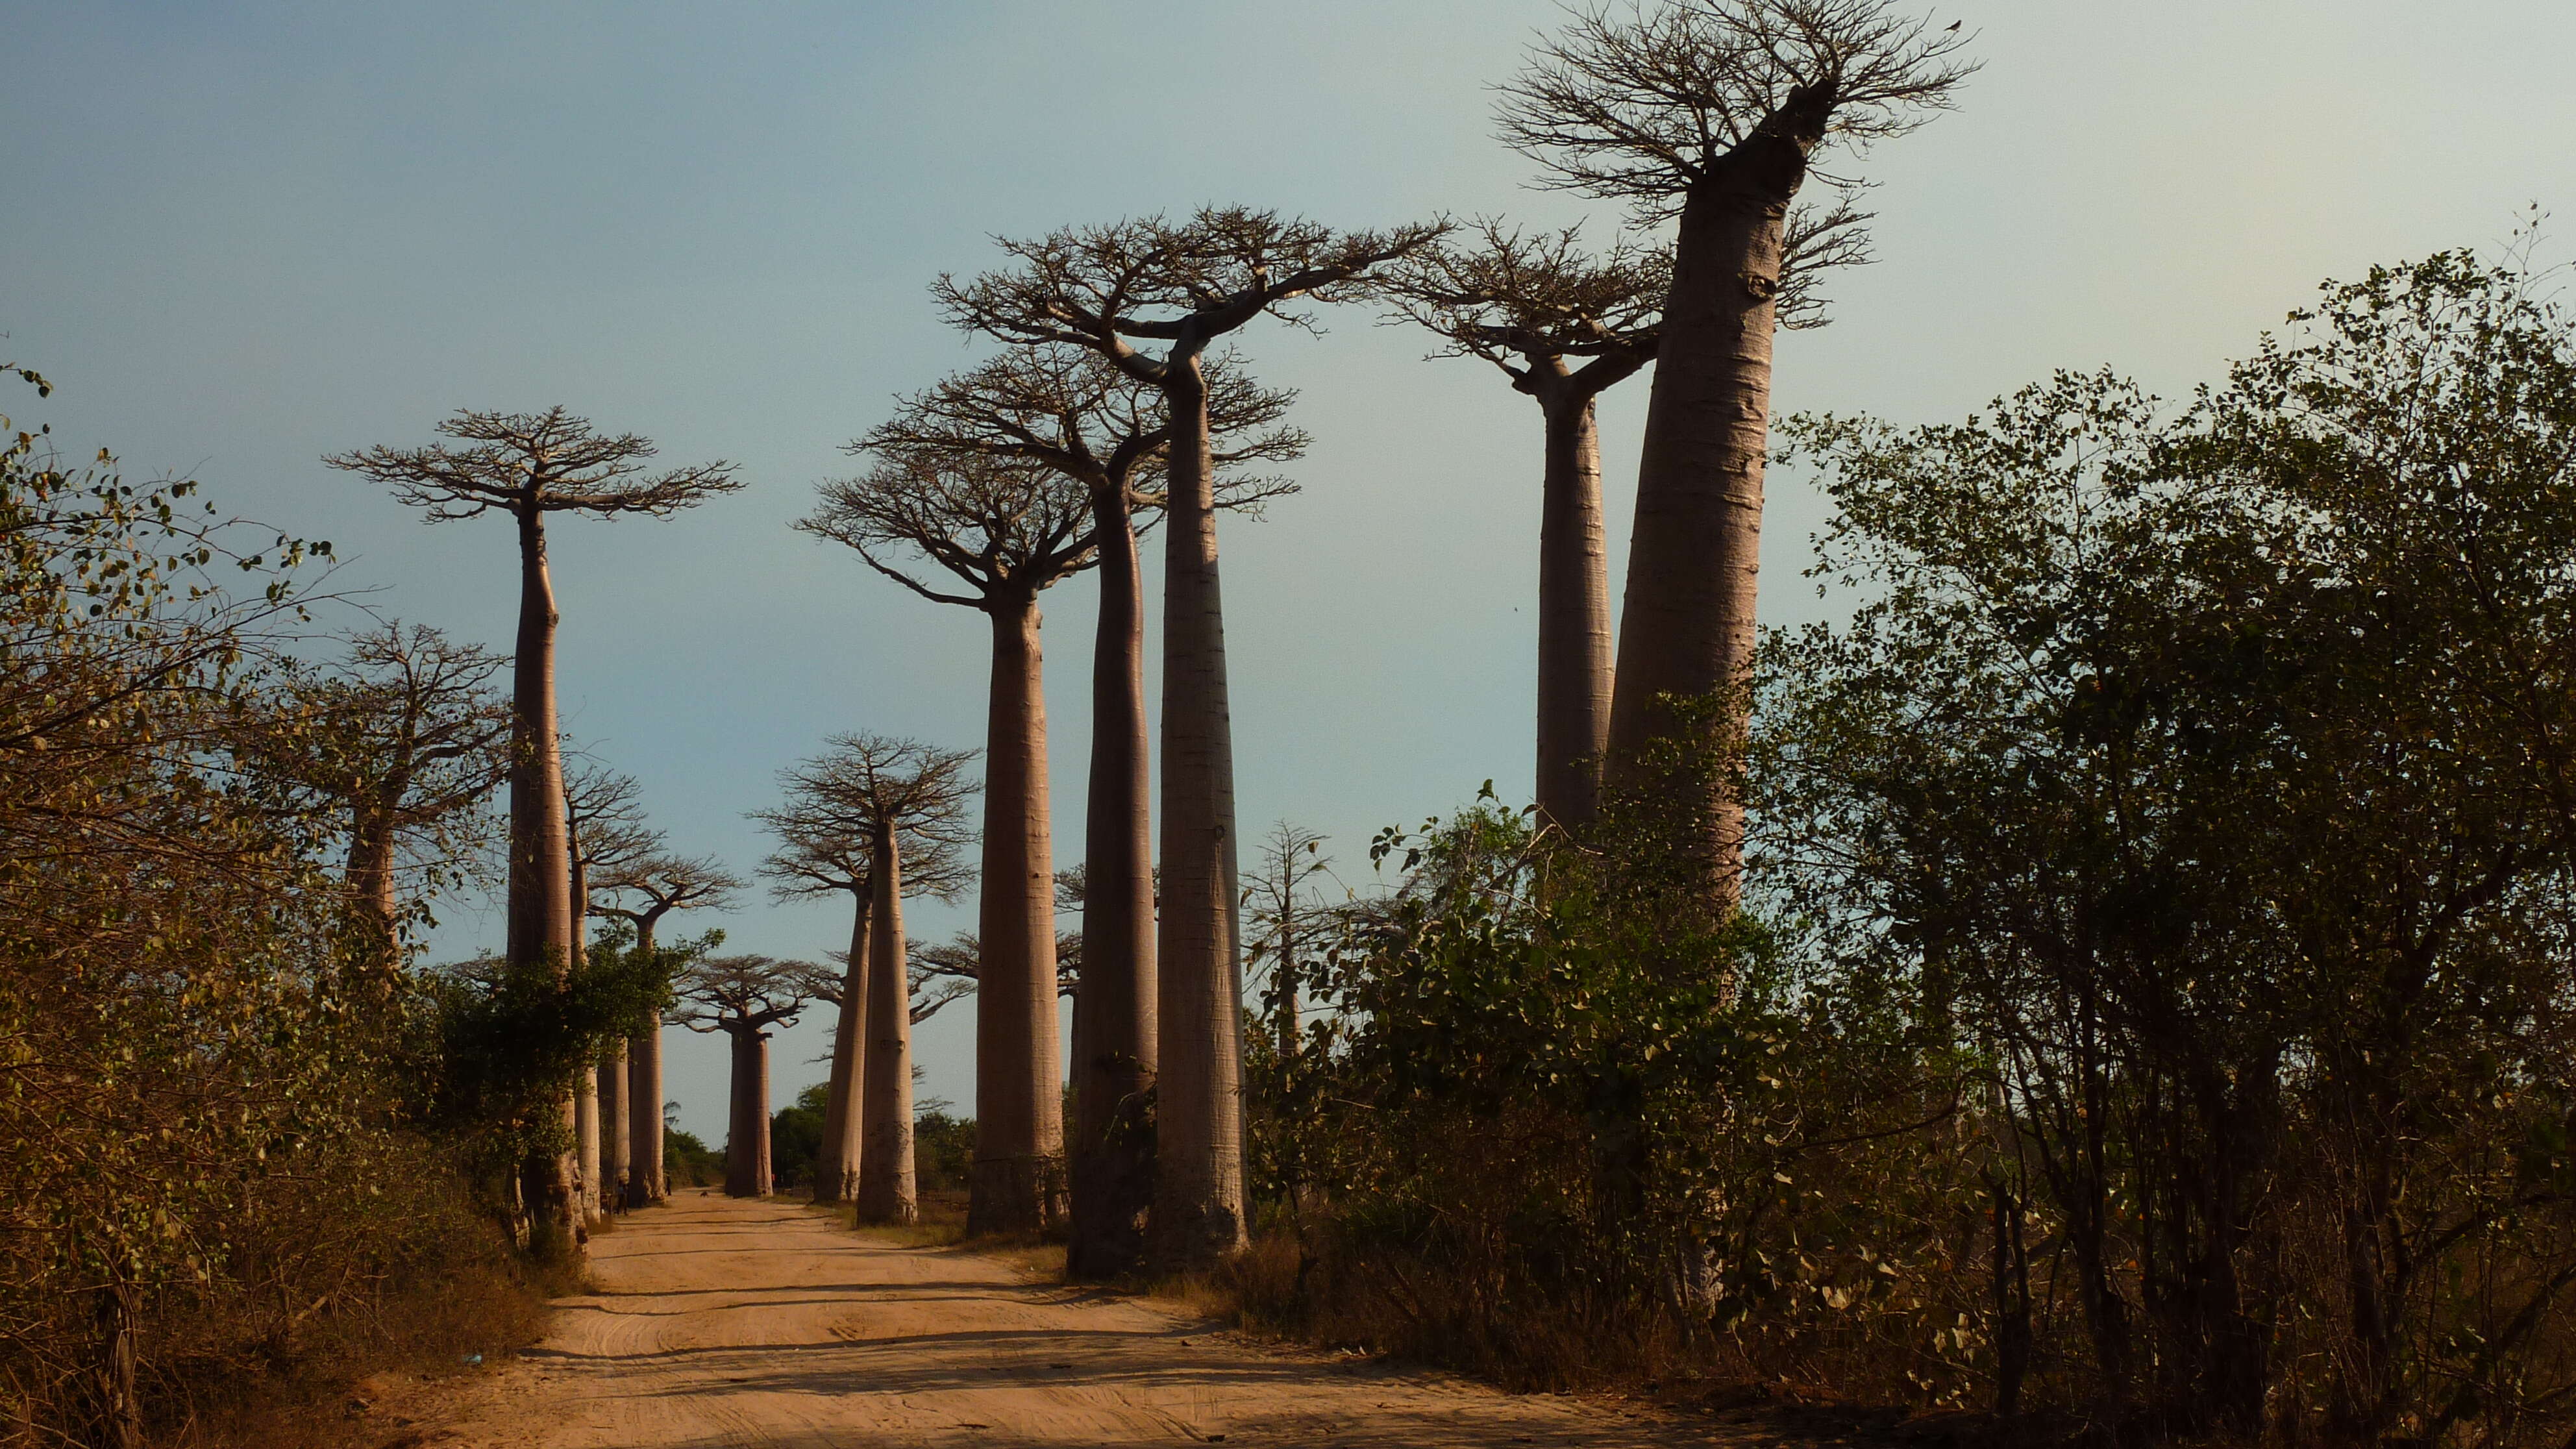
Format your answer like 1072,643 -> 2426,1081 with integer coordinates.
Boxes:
627,1026 -> 663,1207
857,828 -> 917,1224
1603,96 -> 1831,908
507,509 -> 581,1238
1533,374 -> 1617,833
601,1036 -> 630,1213
813,893 -> 873,1206
724,1026 -> 773,1198
1152,356 -> 1250,1267
967,593 -> 1065,1234
1069,479 -> 1158,1278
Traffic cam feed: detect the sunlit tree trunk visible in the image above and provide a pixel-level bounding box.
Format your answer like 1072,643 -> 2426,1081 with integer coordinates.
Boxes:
968,592 -> 1065,1234
814,893 -> 873,1206
1152,354 -> 1250,1270
1604,117 -> 1819,910
858,828 -> 918,1224
601,1037 -> 629,1214
1069,480 -> 1158,1278
571,844 -> 599,1226
627,918 -> 665,1208
507,506 -> 581,1240
1534,377 -> 1615,834
345,787 -> 401,937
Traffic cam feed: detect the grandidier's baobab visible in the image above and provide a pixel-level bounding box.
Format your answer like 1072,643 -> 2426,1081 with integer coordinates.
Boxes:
1385,223 -> 1666,832
328,409 -> 743,1235
799,452 -> 1095,1234
564,760 -> 656,1219
753,735 -> 976,1215
936,206 -> 1445,1268
265,623 -> 510,954
593,851 -> 743,1206
674,954 -> 815,1198
861,347 -> 1299,1274
1497,0 -> 1971,903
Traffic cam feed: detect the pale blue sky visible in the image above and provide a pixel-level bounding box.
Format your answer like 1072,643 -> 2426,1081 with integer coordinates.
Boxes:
7,1 -> 2570,1139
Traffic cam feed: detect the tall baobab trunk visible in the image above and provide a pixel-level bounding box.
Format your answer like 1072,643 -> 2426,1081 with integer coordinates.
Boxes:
813,893 -> 873,1206
627,1028 -> 663,1206
1534,376 -> 1616,834
967,592 -> 1065,1235
571,842 -> 598,1226
345,789 -> 401,937
1152,356 -> 1250,1269
858,828 -> 917,1224
1068,480 -> 1158,1278
506,508 -> 581,1239
601,1037 -> 630,1213
724,1026 -> 773,1198
626,917 -> 665,1208
1603,118 -> 1820,910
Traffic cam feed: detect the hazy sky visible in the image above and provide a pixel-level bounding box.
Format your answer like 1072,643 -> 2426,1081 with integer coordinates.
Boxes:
7,1 -> 2570,1139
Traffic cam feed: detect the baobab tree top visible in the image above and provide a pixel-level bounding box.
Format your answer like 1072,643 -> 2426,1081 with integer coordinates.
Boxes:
1494,0 -> 1978,214
1383,221 -> 1670,385
672,954 -> 815,1035
325,407 -> 745,521
751,733 -> 982,905
859,347 -> 1306,512
796,452 -> 1096,610
932,206 -> 1451,371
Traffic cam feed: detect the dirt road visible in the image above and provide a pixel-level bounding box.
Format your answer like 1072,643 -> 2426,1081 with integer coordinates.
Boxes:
401,1190 -> 1725,1448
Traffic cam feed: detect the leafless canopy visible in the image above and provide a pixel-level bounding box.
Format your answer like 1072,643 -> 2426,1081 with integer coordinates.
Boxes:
911,930 -> 1083,1013
593,851 -> 745,928
325,407 -> 745,523
1383,220 -> 1671,388
1495,0 -> 1977,211
749,734 -> 981,905
267,623 -> 512,873
671,954 -> 815,1036
563,758 -> 660,879
858,347 -> 1307,515
932,206 -> 1451,375
793,947 -> 981,1026
796,451 -> 1097,610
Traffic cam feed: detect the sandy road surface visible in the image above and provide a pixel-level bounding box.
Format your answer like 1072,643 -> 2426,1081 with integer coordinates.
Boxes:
402,1190 -> 1729,1448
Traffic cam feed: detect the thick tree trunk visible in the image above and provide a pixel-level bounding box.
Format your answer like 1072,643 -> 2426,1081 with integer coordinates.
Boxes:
571,847 -> 597,1225
814,893 -> 873,1206
1603,141 -> 1812,909
628,1027 -> 663,1206
1069,480 -> 1158,1279
575,1066 -> 600,1227
858,828 -> 918,1224
626,919 -> 665,1207
754,1032 -> 774,1196
1151,356 -> 1250,1270
725,1026 -> 760,1198
601,1037 -> 629,1214
506,508 -> 581,1241
345,789 -> 401,938
1534,378 -> 1615,834
967,593 -> 1066,1235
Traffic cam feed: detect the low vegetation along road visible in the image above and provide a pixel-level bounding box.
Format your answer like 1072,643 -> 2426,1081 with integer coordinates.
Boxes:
397,1193 -> 1711,1448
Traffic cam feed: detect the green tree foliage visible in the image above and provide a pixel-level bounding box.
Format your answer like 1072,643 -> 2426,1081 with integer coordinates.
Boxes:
769,1082 -> 830,1191
0,368 -> 672,1444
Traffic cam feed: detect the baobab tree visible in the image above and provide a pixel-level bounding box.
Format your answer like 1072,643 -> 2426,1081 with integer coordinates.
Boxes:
753,735 -> 976,1214
860,347 -> 1298,1273
593,851 -> 742,1205
1385,224 -> 1666,832
935,206 -> 1445,1267
673,954 -> 815,1198
260,623 -> 510,954
799,452 -> 1095,1233
564,761 -> 656,1219
328,409 -> 742,1233
1497,0 -> 1971,901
